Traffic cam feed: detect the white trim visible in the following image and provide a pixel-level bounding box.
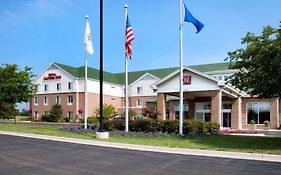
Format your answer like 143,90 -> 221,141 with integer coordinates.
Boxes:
130,72 -> 160,86
154,66 -> 221,87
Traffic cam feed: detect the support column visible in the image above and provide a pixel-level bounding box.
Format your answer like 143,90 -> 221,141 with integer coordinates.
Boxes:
211,90 -> 222,124
270,98 -> 279,129
157,93 -> 166,120
188,99 -> 195,120
169,100 -> 175,120
232,97 -> 242,129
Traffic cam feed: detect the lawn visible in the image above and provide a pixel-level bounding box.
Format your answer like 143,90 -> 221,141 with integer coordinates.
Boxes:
0,123 -> 281,155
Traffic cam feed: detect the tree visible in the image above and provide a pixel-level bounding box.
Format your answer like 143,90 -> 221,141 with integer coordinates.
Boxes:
142,103 -> 158,120
0,64 -> 35,119
226,24 -> 281,98
94,104 -> 117,120
49,104 -> 63,122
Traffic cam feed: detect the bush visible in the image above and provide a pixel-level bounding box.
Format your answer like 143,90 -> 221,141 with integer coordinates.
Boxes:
183,120 -> 200,135
142,103 -> 158,120
64,117 -> 70,123
94,104 -> 117,120
208,121 -> 220,134
42,114 -> 51,122
87,117 -> 99,124
159,120 -> 179,134
198,121 -> 209,134
133,118 -> 155,132
121,109 -> 137,120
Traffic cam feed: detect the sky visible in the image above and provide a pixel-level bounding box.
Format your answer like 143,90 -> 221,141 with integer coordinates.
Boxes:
0,0 -> 281,77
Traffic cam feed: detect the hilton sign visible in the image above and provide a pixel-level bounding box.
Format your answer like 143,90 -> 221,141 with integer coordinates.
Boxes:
43,73 -> 61,80
183,75 -> 191,85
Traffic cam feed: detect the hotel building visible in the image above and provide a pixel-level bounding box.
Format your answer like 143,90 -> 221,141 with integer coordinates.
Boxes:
31,62 -> 280,129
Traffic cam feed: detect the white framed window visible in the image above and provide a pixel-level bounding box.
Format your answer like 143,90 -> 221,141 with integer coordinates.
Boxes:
34,111 -> 39,119
44,84 -> 48,92
44,96 -> 48,106
56,96 -> 61,104
111,97 -> 116,101
195,102 -> 211,121
44,111 -> 49,115
247,102 -> 270,124
67,111 -> 73,119
34,97 -> 38,106
57,83 -> 61,91
136,100 -> 143,107
137,87 -> 143,94
68,82 -> 73,90
67,95 -> 73,105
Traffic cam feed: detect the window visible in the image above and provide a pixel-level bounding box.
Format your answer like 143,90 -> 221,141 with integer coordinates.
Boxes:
44,96 -> 48,106
195,102 -> 211,121
68,82 -> 73,90
67,111 -> 73,119
68,95 -> 73,105
111,97 -> 116,101
44,84 -> 48,92
44,111 -> 49,115
57,83 -> 61,91
137,100 -> 143,107
123,99 -> 126,107
34,111 -> 39,119
137,87 -> 143,94
56,96 -> 61,104
247,102 -> 270,124
34,97 -> 38,106
153,89 -> 157,93
174,104 -> 189,120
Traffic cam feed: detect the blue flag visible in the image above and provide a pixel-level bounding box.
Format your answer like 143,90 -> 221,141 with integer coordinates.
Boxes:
183,2 -> 204,33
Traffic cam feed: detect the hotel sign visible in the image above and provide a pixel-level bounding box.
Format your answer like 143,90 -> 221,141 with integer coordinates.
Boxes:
183,75 -> 191,85
43,73 -> 61,80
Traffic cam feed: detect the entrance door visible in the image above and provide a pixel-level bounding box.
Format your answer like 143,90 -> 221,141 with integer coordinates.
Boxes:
222,112 -> 231,128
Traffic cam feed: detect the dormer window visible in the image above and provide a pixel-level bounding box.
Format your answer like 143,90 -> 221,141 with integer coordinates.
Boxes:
137,87 -> 143,94
57,83 -> 61,91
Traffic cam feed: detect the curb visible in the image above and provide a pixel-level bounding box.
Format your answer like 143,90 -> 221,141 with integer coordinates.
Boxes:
0,131 -> 280,163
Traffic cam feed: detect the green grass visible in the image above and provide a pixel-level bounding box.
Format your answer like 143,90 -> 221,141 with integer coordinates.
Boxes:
0,123 -> 281,155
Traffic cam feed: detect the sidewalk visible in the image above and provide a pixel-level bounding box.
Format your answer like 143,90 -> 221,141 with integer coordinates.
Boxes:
0,130 -> 280,163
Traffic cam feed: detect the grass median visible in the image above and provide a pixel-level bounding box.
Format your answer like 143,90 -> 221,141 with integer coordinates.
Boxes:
0,123 -> 281,155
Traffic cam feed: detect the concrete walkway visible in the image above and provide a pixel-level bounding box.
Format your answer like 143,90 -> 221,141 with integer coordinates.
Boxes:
0,131 -> 280,163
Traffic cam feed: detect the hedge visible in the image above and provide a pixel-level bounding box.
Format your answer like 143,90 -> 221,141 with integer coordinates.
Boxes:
103,119 -> 220,135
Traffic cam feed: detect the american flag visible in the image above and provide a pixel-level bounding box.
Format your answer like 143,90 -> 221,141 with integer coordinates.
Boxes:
125,14 -> 134,59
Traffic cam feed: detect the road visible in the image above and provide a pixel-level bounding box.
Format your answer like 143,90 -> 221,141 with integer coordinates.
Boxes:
0,134 -> 280,175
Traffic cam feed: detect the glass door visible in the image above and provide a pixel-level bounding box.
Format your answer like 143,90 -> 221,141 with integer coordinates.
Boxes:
222,112 -> 231,128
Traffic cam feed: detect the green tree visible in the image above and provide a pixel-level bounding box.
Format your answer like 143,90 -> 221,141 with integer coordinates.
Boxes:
94,104 -> 117,120
0,64 -> 35,119
49,104 -> 63,122
226,24 -> 281,98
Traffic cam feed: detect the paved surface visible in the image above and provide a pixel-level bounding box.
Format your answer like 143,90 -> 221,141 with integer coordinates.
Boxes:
1,131 -> 281,163
0,134 -> 281,175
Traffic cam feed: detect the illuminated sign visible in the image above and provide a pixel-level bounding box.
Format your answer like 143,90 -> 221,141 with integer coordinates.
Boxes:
43,73 -> 61,80
183,75 -> 191,85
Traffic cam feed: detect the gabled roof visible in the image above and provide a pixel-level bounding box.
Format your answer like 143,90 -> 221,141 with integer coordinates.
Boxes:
52,62 -> 231,85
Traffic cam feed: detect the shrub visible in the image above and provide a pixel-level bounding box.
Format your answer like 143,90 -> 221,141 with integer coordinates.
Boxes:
87,117 -> 99,124
250,120 -> 255,125
142,103 -> 158,120
208,121 -> 220,134
42,114 -> 51,122
49,104 -> 63,122
183,120 -> 200,135
94,104 -> 117,120
121,109 -> 137,120
198,121 -> 209,134
159,120 -> 179,134
264,120 -> 270,126
64,117 -> 70,123
133,118 -> 155,132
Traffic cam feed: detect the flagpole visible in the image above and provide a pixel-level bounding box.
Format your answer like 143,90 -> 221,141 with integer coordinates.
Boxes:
179,0 -> 184,135
124,4 -> 129,132
99,0 -> 104,132
84,16 -> 89,130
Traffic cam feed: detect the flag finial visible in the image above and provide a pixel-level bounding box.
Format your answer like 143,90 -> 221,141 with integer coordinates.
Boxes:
85,15 -> 89,20
125,4 -> 128,8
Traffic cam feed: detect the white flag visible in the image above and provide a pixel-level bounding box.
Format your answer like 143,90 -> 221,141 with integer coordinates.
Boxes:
84,16 -> 94,55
